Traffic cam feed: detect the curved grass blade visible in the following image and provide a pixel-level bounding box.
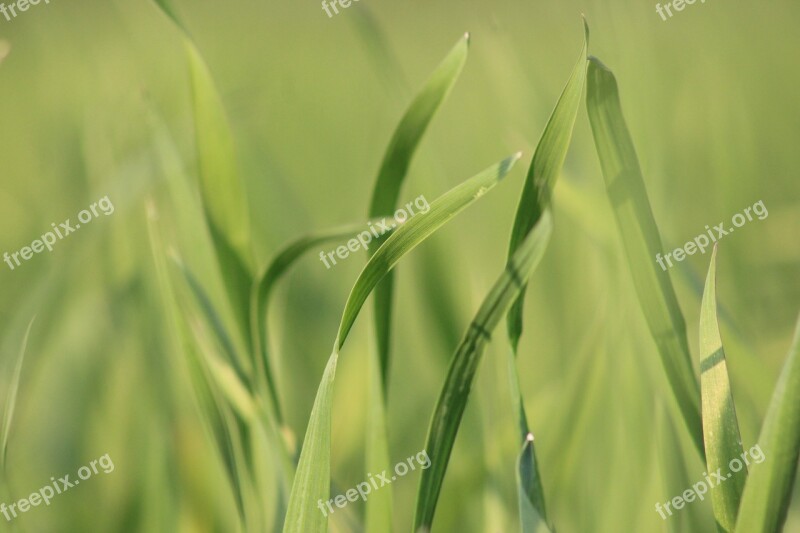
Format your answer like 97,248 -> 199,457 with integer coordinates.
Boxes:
516,434 -> 552,533
368,31 -> 469,387
414,210 -> 553,532
1,317 -> 35,472
364,32 -> 468,532
250,220 -> 398,426
152,0 -> 254,340
282,153 -> 521,533
586,56 -> 702,456
735,314 -> 800,533
699,245 -> 746,531
504,20 -> 588,528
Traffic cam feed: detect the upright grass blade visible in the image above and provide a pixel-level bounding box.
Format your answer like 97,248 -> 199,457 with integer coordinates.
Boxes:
152,0 -> 254,342
1,317 -> 35,472
282,153 -> 521,533
363,32 -> 468,532
368,31 -> 469,388
504,20 -> 588,528
415,210 -> 553,532
586,56 -> 703,455
735,315 -> 800,533
699,246 -> 746,531
516,434 -> 552,533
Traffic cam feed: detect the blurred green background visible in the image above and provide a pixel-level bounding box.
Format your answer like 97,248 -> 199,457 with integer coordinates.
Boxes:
1,0 -> 798,531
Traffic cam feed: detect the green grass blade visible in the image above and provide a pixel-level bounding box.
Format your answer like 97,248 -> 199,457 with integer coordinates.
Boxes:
699,246 -> 746,531
283,153 -> 521,533
586,56 -> 702,455
735,315 -> 800,533
1,317 -> 35,472
368,31 -> 469,386
504,21 -> 588,528
152,0 -> 254,339
250,221 -> 397,426
516,434 -> 552,533
414,210 -> 553,532
506,19 -> 588,349
363,33 -> 467,532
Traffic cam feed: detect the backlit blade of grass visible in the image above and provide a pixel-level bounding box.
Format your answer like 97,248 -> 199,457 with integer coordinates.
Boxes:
152,0 -> 254,343
735,315 -> 800,533
282,153 -> 521,533
505,20 -> 588,527
699,246 -> 746,532
1,316 -> 35,472
586,56 -> 703,455
516,434 -> 552,533
365,33 -> 468,532
415,210 -> 553,532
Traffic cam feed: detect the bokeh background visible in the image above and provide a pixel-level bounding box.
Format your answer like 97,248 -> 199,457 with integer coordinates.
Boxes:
1,0 -> 798,531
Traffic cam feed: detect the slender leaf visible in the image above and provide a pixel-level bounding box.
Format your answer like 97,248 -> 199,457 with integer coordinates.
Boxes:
414,210 -> 553,532
1,317 -> 35,472
368,31 -> 470,387
152,0 -> 254,342
699,245 -> 746,531
283,153 -> 521,533
735,314 -> 800,533
504,20 -> 588,528
586,56 -> 703,455
364,33 -> 468,532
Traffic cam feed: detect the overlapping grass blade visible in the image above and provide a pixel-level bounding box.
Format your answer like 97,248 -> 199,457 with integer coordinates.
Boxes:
504,21 -> 588,527
586,56 -> 702,455
699,246 -> 746,531
735,315 -> 800,533
368,31 -> 469,386
516,434 -> 552,533
414,210 -> 553,532
282,153 -> 521,533
364,32 -> 468,531
1,317 -> 35,472
152,0 -> 254,340
250,220 -> 398,426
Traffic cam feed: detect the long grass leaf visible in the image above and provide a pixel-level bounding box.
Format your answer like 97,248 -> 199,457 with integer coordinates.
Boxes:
414,210 -> 553,532
735,315 -> 800,533
1,317 -> 35,471
152,0 -> 254,340
504,21 -> 588,527
364,33 -> 468,532
368,32 -> 469,386
586,56 -> 702,455
699,245 -> 746,531
283,153 -> 521,533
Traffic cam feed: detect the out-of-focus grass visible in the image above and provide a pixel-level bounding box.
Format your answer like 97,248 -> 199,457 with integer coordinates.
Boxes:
0,0 -> 799,532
